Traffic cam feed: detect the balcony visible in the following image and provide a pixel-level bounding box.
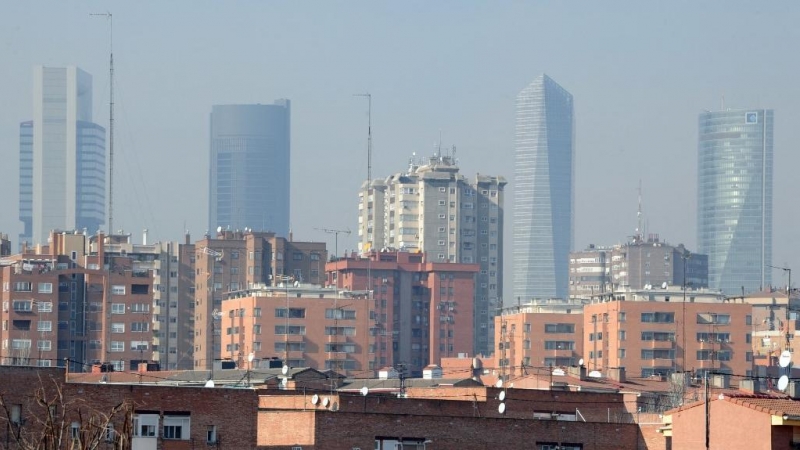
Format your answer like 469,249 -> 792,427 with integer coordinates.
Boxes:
12,301 -> 34,314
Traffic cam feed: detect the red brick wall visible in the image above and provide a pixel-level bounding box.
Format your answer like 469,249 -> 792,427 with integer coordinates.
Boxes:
671,398 -> 777,450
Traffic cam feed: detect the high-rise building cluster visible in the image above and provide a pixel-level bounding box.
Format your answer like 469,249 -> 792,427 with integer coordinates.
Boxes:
0,64 -> 780,385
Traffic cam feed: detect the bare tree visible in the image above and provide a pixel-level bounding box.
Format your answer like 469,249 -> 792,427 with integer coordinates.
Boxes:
0,373 -> 132,450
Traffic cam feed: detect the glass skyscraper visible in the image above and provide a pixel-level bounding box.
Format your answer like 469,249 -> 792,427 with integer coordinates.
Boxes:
208,102 -> 291,237
698,109 -> 773,295
20,66 -> 106,246
513,74 -> 574,301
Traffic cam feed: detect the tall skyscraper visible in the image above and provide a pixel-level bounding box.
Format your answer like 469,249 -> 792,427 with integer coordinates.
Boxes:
357,153 -> 506,356
208,102 -> 291,236
698,109 -> 773,295
513,74 -> 574,301
20,66 -> 106,246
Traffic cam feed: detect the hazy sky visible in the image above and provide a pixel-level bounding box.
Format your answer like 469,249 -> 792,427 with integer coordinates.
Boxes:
2,1 -> 799,293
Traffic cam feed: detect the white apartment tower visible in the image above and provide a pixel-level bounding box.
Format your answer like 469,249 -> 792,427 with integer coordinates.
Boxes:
358,153 -> 506,356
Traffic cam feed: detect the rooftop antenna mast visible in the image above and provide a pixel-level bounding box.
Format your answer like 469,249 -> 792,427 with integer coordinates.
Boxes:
354,93 -> 372,184
636,180 -> 643,241
90,11 -> 114,238
314,227 -> 351,260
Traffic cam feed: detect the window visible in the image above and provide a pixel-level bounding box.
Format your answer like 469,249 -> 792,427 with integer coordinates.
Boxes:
207,425 -> 217,444
71,422 -> 79,439
697,313 -> 731,325
37,301 -> 53,313
133,413 -> 158,437
111,303 -> 125,314
545,341 -> 575,350
544,323 -> 575,333
10,404 -> 21,425
618,330 -> 626,341
37,282 -> 53,293
642,349 -> 675,360
275,325 -> 306,335
163,415 -> 190,440
253,307 -> 262,317
325,326 -> 356,336
111,285 -> 126,295
618,312 -> 626,322
292,253 -> 303,261
641,331 -> 675,341
110,341 -> 125,352
111,323 -> 125,333
325,309 -> 356,320
641,312 -> 674,323
131,322 -> 149,332
275,342 -> 306,352
37,321 -> 52,332
275,308 -> 306,318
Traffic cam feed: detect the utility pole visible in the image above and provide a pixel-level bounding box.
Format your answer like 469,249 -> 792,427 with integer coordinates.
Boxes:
768,265 -> 792,350
314,227 -> 351,260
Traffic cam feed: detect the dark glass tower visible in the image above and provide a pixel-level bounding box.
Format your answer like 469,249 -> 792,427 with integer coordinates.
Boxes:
208,101 -> 291,236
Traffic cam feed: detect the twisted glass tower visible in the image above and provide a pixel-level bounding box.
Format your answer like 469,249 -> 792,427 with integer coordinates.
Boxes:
697,109 -> 773,295
513,74 -> 574,301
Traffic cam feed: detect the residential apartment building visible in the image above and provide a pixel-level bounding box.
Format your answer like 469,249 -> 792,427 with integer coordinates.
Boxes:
569,236 -> 708,299
220,285 -> 373,374
85,232 -> 194,370
698,108 -> 773,295
193,230 -> 326,369
20,66 -> 106,246
583,299 -> 753,378
326,250 -> 478,375
1,230 -> 198,373
494,299 -> 586,379
514,74 -> 574,301
208,102 -> 291,237
357,153 -> 505,356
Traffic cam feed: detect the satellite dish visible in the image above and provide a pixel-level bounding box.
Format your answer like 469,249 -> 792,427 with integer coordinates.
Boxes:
718,393 -> 725,400
498,391 -> 506,401
661,282 -> 668,289
360,386 -> 369,396
780,350 -> 793,368
311,394 -> 319,405
282,365 -> 290,375
588,370 -> 602,378
552,368 -> 566,376
247,352 -> 255,363
322,397 -> 330,408
216,226 -> 222,233
204,380 -> 215,388
294,280 -> 300,287
578,358 -> 585,367
496,379 -> 503,388
778,375 -> 790,392
498,403 -> 506,414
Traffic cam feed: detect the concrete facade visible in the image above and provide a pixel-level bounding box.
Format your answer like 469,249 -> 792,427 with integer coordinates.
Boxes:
357,154 -> 505,357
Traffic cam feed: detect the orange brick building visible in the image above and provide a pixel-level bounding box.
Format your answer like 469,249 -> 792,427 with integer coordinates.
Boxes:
326,251 -> 478,375
220,285 -> 374,375
583,299 -> 753,378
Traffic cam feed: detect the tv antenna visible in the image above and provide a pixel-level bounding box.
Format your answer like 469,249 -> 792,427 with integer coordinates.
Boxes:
314,227 -> 351,260
90,11 -> 115,240
353,93 -> 372,184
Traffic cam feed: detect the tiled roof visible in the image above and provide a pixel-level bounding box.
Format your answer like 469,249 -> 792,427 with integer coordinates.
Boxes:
725,395 -> 800,416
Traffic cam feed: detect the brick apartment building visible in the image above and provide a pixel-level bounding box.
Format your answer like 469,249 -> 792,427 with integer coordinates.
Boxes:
583,298 -> 753,378
326,250 -> 478,375
0,365 -> 645,450
569,235 -> 708,299
193,230 -> 327,370
2,231 -> 195,373
493,299 -> 585,378
219,285 -> 375,375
